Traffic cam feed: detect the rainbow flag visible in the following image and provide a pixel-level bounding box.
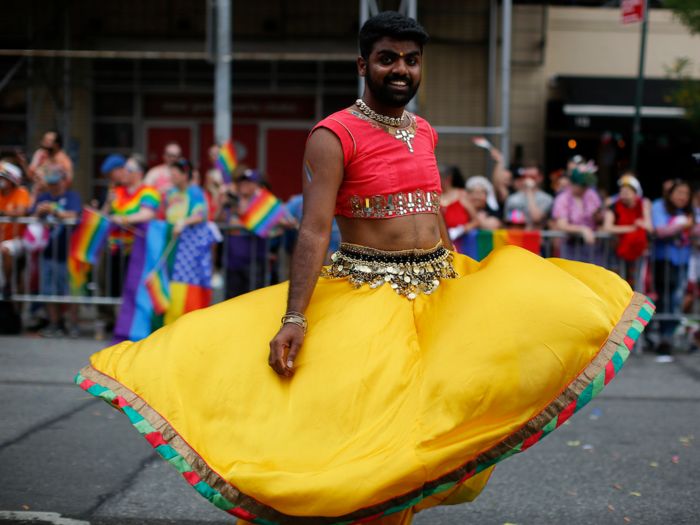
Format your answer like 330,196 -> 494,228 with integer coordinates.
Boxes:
240,188 -> 286,238
145,265 -> 171,315
67,208 -> 112,294
458,229 -> 542,261
113,221 -> 222,344
69,208 -> 112,264
216,139 -> 238,184
68,257 -> 89,295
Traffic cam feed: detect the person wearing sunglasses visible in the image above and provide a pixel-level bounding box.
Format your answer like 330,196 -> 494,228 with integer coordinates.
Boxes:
165,158 -> 206,237
144,141 -> 182,195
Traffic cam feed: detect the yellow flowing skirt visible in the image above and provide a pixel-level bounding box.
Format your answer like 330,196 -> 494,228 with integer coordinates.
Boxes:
76,246 -> 654,525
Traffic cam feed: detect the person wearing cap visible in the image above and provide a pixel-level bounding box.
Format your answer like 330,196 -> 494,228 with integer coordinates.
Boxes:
223,169 -> 269,299
30,166 -> 82,337
0,162 -> 31,298
165,158 -> 206,237
502,162 -> 553,229
94,154 -> 127,209
551,165 -> 603,261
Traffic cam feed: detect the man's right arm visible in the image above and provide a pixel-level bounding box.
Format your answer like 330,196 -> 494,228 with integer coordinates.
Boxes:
268,128 -> 344,378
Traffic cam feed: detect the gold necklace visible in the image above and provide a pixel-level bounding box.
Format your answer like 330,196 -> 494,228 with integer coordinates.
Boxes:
356,99 -> 406,128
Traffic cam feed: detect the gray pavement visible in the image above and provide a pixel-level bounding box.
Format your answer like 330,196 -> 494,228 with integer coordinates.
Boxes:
0,335 -> 698,525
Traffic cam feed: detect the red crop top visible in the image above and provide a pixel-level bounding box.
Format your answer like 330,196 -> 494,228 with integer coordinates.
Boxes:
309,108 -> 442,219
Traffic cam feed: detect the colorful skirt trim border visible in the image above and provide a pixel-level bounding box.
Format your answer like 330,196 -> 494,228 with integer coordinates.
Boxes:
75,292 -> 654,525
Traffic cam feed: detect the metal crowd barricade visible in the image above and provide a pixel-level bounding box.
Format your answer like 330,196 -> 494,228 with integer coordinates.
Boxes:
0,217 -> 288,308
1,215 -> 696,347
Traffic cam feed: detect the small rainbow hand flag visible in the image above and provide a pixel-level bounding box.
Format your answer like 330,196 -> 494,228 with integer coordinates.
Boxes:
68,208 -> 112,295
145,265 -> 171,315
240,188 -> 286,238
216,139 -> 238,184
70,208 -> 112,264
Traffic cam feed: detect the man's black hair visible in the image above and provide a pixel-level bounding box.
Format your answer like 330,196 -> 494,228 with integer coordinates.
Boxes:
359,12 -> 429,61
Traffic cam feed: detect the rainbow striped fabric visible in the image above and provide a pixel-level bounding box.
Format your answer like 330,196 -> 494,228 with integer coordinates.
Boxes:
69,208 -> 112,265
240,188 -> 286,238
109,186 -> 160,253
112,185 -> 160,215
216,139 -> 238,184
67,257 -> 89,295
67,208 -> 113,294
457,229 -> 542,261
145,265 -> 171,316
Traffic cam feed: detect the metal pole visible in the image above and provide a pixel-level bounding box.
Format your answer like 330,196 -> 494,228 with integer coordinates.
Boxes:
631,0 -> 649,173
407,0 -> 417,20
214,0 -> 231,144
486,0 -> 498,177
63,8 -> 71,152
26,0 -> 34,154
500,0 -> 512,168
205,0 -> 215,64
406,0 -> 418,114
358,0 -> 369,99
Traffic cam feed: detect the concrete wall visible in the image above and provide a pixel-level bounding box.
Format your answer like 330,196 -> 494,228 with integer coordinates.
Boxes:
545,7 -> 700,80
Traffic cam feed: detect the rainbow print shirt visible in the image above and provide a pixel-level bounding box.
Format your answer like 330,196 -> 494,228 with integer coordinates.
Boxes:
165,184 -> 206,224
109,185 -> 160,253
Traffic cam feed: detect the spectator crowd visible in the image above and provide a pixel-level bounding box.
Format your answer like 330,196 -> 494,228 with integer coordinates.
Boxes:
0,130 -> 698,360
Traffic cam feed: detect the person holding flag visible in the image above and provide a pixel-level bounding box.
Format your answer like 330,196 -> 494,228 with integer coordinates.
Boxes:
102,154 -> 160,296
31,167 -> 82,337
164,158 -> 206,236
223,169 -> 290,299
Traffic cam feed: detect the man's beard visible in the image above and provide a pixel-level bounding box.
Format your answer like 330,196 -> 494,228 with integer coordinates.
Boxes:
365,70 -> 420,108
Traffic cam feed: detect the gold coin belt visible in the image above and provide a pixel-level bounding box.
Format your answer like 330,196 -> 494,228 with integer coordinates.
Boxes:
321,242 -> 458,300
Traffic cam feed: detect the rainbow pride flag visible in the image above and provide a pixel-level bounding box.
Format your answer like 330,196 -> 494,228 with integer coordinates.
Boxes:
216,139 -> 238,184
67,208 -> 112,294
458,229 -> 542,262
69,208 -> 112,264
145,265 -> 171,315
68,257 -> 89,295
113,221 -> 221,344
240,188 -> 286,238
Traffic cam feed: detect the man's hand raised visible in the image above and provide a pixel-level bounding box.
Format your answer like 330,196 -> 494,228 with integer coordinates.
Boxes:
269,323 -> 305,378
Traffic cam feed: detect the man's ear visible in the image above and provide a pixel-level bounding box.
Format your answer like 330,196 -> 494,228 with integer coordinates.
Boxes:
357,56 -> 367,78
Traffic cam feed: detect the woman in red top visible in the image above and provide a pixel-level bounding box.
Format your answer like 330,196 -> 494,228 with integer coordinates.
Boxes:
438,164 -> 478,240
602,175 -> 652,261
602,174 -> 652,288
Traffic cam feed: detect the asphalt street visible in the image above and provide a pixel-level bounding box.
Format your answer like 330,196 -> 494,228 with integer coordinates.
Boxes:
0,335 -> 698,525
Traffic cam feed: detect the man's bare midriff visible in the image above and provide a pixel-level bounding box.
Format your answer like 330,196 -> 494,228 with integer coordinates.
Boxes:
336,213 -> 441,251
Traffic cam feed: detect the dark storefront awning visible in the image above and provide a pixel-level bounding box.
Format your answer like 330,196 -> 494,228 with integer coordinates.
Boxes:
555,76 -> 686,119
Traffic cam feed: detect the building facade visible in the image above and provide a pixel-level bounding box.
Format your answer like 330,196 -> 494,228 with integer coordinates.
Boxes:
0,1 -> 698,203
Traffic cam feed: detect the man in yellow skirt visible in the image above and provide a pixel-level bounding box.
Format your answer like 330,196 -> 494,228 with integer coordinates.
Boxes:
77,11 -> 654,525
